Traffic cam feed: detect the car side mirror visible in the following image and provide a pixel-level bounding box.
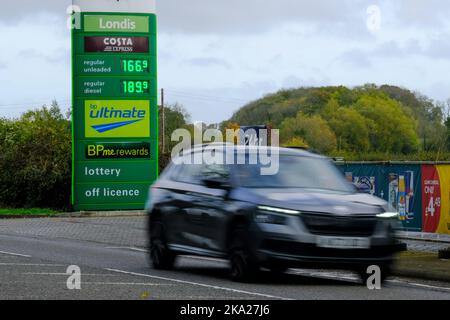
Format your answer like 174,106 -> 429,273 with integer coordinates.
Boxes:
202,178 -> 231,191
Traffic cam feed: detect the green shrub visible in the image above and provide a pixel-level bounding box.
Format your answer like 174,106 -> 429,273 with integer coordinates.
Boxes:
0,103 -> 71,210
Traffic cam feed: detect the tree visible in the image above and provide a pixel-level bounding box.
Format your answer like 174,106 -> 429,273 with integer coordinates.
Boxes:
352,95 -> 419,154
281,112 -> 337,153
159,103 -> 191,153
282,136 -> 309,149
229,84 -> 444,157
380,85 -> 445,151
328,108 -> 370,152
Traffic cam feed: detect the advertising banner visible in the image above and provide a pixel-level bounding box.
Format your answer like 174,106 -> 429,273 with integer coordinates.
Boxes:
338,164 -> 422,231
239,125 -> 269,146
421,165 -> 441,233
436,166 -> 450,234
338,162 -> 450,234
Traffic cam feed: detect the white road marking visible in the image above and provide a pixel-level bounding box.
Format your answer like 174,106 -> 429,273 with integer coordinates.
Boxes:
105,248 -> 227,264
389,279 -> 450,292
0,263 -> 64,266
290,269 -> 450,292
83,282 -> 173,286
23,273 -> 117,276
105,253 -> 450,293
106,268 -> 292,300
290,269 -> 359,282
0,250 -> 31,258
105,246 -> 148,253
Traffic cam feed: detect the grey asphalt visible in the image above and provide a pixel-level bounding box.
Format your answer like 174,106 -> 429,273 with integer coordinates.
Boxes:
0,217 -> 449,300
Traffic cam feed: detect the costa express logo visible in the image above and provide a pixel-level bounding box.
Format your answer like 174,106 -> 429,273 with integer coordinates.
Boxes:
85,100 -> 150,138
84,36 -> 149,53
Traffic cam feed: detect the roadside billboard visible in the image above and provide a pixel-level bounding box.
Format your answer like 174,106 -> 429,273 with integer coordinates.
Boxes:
338,163 -> 422,231
422,165 -> 450,234
240,125 -> 269,146
338,162 -> 450,234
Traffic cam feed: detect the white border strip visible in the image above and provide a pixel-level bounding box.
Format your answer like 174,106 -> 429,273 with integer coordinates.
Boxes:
73,0 -> 155,14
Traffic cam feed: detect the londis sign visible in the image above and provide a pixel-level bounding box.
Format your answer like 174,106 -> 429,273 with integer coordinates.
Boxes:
72,0 -> 158,211
84,15 -> 150,32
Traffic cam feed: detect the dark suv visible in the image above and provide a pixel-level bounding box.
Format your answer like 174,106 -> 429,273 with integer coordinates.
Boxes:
146,145 -> 403,282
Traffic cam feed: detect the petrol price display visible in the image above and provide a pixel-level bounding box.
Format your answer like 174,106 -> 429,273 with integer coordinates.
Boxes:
122,80 -> 150,94
122,59 -> 149,73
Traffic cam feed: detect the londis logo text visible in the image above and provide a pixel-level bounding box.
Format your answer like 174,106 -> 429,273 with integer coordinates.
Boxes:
84,15 -> 149,33
85,100 -> 150,138
99,18 -> 136,31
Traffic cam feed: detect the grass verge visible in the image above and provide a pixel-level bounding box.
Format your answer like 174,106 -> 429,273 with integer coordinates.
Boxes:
0,208 -> 60,217
393,251 -> 450,282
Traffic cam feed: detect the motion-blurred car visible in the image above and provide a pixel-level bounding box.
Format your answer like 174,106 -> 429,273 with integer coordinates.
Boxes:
146,144 -> 403,282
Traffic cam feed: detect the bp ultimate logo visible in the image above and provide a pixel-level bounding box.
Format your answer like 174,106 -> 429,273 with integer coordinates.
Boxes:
85,100 -> 150,138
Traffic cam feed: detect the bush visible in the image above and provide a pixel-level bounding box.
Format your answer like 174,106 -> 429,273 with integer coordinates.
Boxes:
0,103 -> 72,210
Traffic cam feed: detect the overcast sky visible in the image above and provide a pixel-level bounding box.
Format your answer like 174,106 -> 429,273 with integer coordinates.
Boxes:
0,0 -> 450,123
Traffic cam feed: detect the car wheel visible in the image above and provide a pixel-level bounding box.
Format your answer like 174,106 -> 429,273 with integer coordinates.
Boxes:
229,225 -> 260,282
150,221 -> 176,270
357,263 -> 391,285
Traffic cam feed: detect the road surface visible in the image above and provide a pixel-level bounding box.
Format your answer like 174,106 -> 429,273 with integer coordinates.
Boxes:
0,216 -> 449,300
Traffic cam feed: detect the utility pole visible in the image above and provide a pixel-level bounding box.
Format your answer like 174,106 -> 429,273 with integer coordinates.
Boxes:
161,88 -> 165,153
423,131 -> 426,152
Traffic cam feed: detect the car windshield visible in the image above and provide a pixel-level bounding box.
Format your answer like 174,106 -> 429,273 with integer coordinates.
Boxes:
235,155 -> 355,194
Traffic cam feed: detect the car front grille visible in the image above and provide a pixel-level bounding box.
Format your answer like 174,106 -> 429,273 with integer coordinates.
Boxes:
300,212 -> 377,237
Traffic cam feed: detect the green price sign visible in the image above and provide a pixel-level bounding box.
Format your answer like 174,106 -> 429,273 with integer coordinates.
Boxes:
72,0 -> 158,211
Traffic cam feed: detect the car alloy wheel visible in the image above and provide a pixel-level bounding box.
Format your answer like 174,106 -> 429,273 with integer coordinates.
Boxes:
229,224 -> 260,282
150,221 -> 176,270
230,251 -> 246,281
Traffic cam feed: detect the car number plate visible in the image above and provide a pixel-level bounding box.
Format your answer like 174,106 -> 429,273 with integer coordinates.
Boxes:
316,236 -> 370,249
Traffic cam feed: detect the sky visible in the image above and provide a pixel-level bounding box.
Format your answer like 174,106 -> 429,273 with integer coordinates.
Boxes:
0,0 -> 450,123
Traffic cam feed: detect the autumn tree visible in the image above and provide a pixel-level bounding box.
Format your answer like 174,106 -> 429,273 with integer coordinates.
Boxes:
281,112 -> 337,153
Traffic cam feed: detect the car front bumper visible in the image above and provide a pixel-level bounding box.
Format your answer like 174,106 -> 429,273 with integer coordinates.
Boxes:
256,238 -> 404,268
249,218 -> 405,269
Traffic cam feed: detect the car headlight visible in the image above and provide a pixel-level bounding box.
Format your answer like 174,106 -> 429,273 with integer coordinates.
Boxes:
257,206 -> 301,215
376,212 -> 399,219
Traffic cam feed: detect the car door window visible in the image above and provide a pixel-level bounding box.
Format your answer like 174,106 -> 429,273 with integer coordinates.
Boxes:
173,163 -> 203,185
172,151 -> 231,186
